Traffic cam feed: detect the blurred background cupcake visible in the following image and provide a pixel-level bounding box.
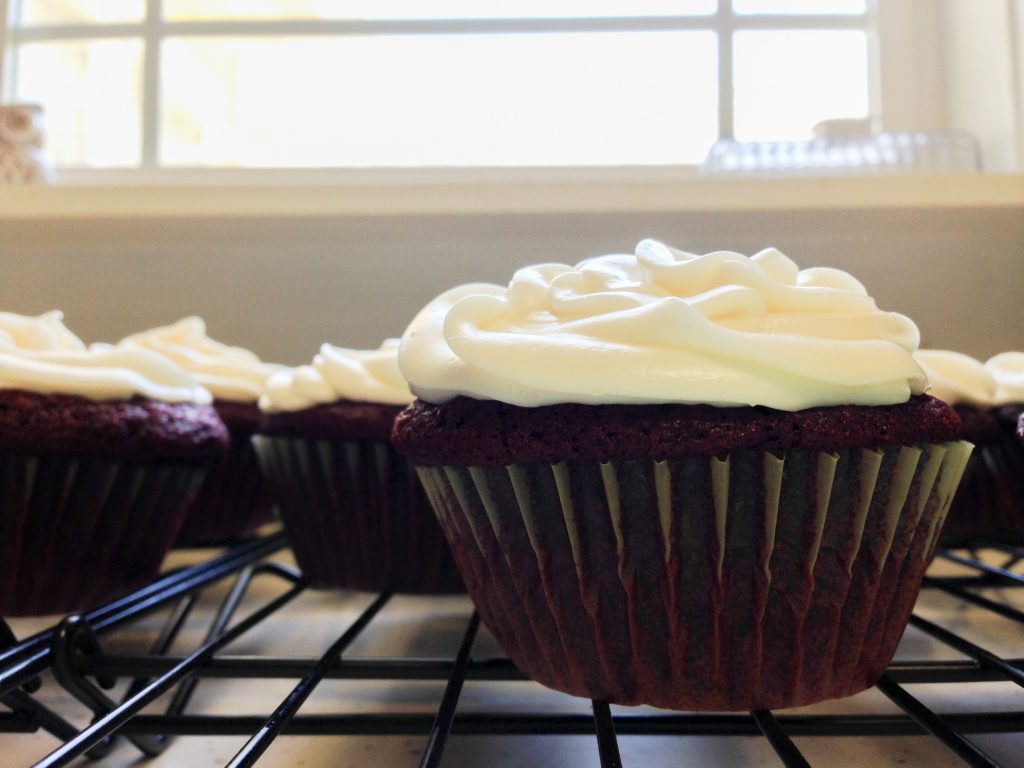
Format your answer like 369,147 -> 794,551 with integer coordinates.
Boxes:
254,340 -> 463,594
394,240 -> 970,711
0,311 -> 227,616
116,317 -> 280,545
916,349 -> 1024,546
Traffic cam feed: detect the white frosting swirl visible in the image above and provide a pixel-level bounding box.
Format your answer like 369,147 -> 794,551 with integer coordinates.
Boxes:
986,352 -> 1024,403
118,316 -> 279,402
260,339 -> 412,412
914,350 -> 997,406
0,310 -> 86,351
399,239 -> 927,410
913,350 -> 1024,406
0,312 -> 212,404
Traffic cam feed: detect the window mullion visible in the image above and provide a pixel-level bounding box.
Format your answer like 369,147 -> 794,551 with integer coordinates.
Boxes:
0,0 -> 13,100
136,16 -> 720,36
717,1 -> 734,139
864,0 -> 881,130
141,0 -> 160,170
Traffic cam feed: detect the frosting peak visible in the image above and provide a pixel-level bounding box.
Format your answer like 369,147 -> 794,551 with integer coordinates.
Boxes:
260,339 -> 413,412
118,316 -> 279,402
400,240 -> 927,410
0,310 -> 86,351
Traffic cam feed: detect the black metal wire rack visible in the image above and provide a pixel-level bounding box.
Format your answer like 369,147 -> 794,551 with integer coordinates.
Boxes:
2,530 -> 1023,767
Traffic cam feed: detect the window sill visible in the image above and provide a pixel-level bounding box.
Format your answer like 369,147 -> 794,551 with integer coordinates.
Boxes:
1,171 -> 1022,219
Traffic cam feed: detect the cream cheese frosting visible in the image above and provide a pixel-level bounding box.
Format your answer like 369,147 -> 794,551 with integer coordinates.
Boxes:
986,352 -> 1024,403
915,350 -> 1024,406
914,350 -> 997,407
118,316 -> 279,402
260,339 -> 412,412
0,311 -> 212,404
399,239 -> 928,410
0,310 -> 86,351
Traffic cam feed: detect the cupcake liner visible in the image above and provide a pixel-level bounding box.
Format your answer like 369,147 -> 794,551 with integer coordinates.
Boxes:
939,434 -> 1024,546
416,440 -> 971,711
0,453 -> 206,617
253,436 -> 464,594
173,432 -> 276,547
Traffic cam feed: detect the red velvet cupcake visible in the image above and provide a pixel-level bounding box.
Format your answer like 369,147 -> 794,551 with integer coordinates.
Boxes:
0,312 -> 228,616
254,341 -> 462,594
916,350 -> 1024,546
393,241 -> 972,711
117,318 -> 280,545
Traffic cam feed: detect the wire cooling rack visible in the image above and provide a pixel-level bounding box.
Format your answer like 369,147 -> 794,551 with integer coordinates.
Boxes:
1,530 -> 1022,768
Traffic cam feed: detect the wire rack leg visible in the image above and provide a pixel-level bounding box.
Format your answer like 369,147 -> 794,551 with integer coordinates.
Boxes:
751,709 -> 812,768
591,700 -> 623,768
419,611 -> 481,768
875,675 -> 1002,768
226,592 -> 393,768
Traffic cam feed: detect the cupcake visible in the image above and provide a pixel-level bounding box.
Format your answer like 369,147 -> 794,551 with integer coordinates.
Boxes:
116,317 -> 280,545
0,312 -> 228,616
393,240 -> 970,711
253,340 -> 463,594
916,349 -> 1024,545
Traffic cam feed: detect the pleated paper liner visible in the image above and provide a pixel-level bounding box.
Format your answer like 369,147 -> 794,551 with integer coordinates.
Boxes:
416,440 -> 972,711
0,453 -> 206,617
253,436 -> 464,594
940,434 -> 1024,547
173,432 -> 276,547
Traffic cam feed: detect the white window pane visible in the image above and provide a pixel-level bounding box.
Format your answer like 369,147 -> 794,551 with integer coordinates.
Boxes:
164,0 -> 716,21
733,30 -> 868,141
19,0 -> 144,25
732,0 -> 864,14
161,32 -> 718,167
14,40 -> 142,167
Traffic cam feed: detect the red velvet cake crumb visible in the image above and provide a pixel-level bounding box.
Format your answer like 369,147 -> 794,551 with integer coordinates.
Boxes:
261,400 -> 404,442
213,398 -> 264,435
0,389 -> 228,463
392,395 -> 960,468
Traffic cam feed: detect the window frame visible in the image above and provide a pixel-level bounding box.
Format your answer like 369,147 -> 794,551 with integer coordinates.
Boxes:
0,0 -> 934,182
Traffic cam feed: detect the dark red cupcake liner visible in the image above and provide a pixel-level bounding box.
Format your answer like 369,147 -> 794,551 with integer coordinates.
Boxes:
253,436 -> 464,594
415,441 -> 971,711
0,452 -> 207,617
940,434 -> 1024,546
173,432 -> 276,547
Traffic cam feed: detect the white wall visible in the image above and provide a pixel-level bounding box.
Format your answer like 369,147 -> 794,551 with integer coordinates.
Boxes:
877,0 -> 946,132
941,0 -> 1022,171
1014,0 -> 1024,164
1,206 -> 1020,365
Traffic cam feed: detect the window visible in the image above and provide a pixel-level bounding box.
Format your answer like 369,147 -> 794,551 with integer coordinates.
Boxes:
1,1 -> 876,172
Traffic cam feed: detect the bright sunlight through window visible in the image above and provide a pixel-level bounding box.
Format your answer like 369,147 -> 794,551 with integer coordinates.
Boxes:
2,0 -> 873,171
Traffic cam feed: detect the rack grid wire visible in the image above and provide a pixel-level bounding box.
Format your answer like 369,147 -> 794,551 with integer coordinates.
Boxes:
2,530 -> 1022,767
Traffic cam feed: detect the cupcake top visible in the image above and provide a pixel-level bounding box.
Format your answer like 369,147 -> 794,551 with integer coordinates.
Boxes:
117,316 -> 279,403
399,239 -> 926,411
0,311 -> 212,405
260,339 -> 412,412
915,349 -> 1024,406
